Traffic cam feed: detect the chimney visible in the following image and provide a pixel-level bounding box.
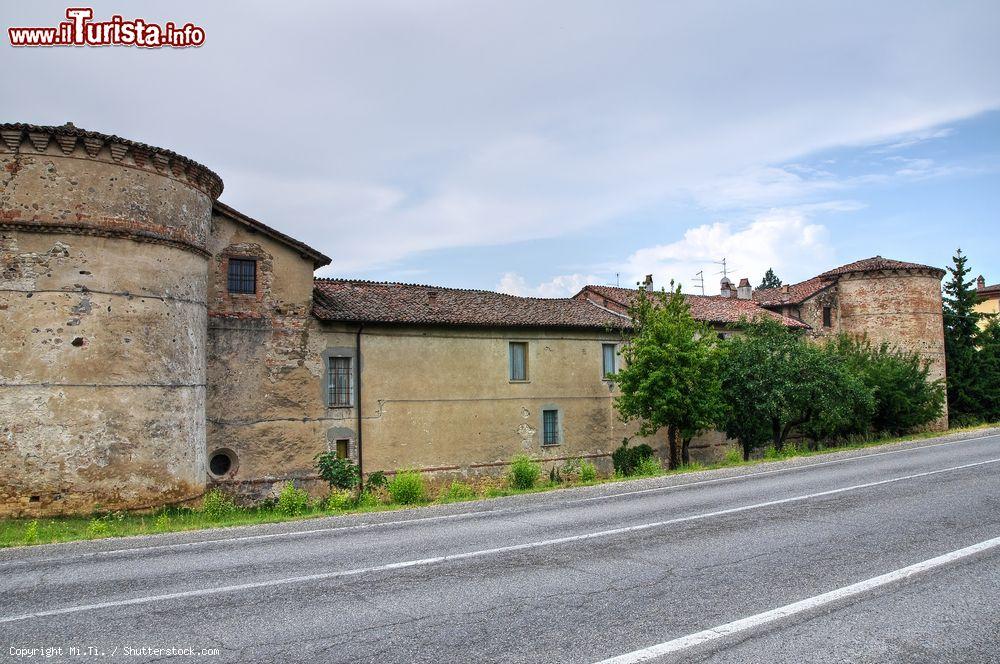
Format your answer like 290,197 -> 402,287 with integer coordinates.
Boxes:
427,290 -> 439,303
720,276 -> 734,298
781,284 -> 790,294
643,274 -> 653,290
977,275 -> 986,290
737,277 -> 752,300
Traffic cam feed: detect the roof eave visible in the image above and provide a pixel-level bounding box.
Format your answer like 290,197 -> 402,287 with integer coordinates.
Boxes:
214,201 -> 332,268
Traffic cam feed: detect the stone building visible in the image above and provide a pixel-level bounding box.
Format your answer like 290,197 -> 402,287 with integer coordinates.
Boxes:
1,123 -> 948,516
975,275 -> 1000,326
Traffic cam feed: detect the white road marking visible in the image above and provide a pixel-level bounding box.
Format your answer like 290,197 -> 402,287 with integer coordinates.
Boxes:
5,432 -> 995,565
593,534 -> 1000,664
2,455 -> 998,625
567,431 -> 1000,505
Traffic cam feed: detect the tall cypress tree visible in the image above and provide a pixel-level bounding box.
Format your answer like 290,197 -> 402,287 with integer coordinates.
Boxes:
942,248 -> 983,421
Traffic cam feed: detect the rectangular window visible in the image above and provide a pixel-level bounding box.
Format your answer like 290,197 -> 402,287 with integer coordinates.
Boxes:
227,258 -> 256,294
328,356 -> 352,407
822,306 -> 832,328
509,342 -> 528,381
335,439 -> 349,459
602,343 -> 617,378
542,409 -> 559,445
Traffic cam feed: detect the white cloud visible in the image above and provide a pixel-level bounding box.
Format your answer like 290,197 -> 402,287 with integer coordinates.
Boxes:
2,1 -> 997,276
496,272 -> 604,298
623,209 -> 834,291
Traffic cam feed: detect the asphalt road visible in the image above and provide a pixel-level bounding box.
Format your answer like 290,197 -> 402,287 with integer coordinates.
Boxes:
2,431 -> 1000,663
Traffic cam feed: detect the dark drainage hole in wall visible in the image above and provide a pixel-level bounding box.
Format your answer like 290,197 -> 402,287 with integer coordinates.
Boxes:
209,450 -> 235,477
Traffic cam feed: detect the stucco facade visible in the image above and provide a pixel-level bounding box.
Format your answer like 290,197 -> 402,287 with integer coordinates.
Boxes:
1,123 -> 949,516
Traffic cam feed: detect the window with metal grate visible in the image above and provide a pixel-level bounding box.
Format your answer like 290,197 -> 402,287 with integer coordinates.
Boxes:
227,258 -> 256,294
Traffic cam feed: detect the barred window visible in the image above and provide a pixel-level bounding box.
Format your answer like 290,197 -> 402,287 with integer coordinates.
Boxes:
328,356 -> 352,407
602,343 -> 617,378
335,439 -> 349,459
227,258 -> 256,294
542,409 -> 559,445
823,306 -> 832,328
509,342 -> 528,381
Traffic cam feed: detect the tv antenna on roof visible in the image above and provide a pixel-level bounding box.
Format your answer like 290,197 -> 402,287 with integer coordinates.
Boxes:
693,270 -> 705,295
616,272 -> 620,287
713,257 -> 733,278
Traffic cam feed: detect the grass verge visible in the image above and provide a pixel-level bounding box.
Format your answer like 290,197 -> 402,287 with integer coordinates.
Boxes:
2,422 -> 996,549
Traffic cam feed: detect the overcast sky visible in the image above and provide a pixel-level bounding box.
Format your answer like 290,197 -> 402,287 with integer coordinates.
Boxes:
4,1 -> 999,295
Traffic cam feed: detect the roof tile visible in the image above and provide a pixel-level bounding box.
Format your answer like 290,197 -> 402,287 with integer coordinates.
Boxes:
313,279 -> 630,329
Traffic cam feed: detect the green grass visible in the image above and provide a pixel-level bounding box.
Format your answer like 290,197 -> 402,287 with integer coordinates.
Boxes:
2,422 -> 995,549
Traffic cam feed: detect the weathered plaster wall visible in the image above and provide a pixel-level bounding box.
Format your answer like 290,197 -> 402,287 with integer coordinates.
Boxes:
0,128 -> 216,516
204,212 -> 326,497
316,324 -> 700,481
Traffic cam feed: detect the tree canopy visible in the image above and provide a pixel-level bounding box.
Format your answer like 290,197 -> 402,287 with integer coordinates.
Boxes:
718,319 -> 871,459
612,283 -> 724,468
758,268 -> 782,290
942,248 -> 984,421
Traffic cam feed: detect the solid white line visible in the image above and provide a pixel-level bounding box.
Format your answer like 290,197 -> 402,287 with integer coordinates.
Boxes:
593,534 -> 1000,664
2,455 -> 997,625
6,431 -> 995,565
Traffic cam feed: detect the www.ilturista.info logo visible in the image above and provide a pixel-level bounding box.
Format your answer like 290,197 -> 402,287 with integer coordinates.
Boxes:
8,7 -> 205,48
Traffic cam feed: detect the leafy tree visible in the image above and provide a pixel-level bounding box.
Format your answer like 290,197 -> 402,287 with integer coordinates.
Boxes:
942,248 -> 983,420
827,335 -> 945,435
758,268 -> 782,290
612,283 -> 725,469
719,319 -> 870,459
975,320 -> 1000,423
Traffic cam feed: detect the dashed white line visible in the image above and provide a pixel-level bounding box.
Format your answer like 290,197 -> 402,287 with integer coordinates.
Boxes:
593,534 -> 1000,663
2,455 -> 997,625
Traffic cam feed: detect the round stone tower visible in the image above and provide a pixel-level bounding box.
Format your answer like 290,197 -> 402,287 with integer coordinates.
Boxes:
0,123 -> 223,516
827,256 -> 948,428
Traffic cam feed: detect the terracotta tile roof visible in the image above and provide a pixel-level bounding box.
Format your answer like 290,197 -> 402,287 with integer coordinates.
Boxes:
752,276 -> 831,306
817,256 -> 944,279
313,279 -> 631,329
214,201 -> 332,268
574,285 -> 809,329
0,122 -> 223,199
978,282 -> 1000,297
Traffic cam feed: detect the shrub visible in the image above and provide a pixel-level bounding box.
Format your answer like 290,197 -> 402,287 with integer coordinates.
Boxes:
202,488 -> 237,520
508,454 -> 541,490
722,446 -> 743,465
276,482 -> 311,516
356,491 -> 382,509
635,455 -> 663,476
387,470 -> 426,504
23,520 -> 39,545
438,481 -> 476,503
153,513 -> 170,531
87,517 -> 110,539
548,466 -> 563,484
611,441 -> 654,476
315,452 -> 360,490
366,470 -> 388,490
325,490 -> 355,511
579,460 -> 597,483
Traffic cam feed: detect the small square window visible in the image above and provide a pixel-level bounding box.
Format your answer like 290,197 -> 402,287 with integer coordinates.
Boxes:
542,409 -> 559,445
602,343 -> 617,378
335,439 -> 349,459
822,306 -> 832,328
328,356 -> 352,407
509,342 -> 528,381
227,258 -> 256,294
